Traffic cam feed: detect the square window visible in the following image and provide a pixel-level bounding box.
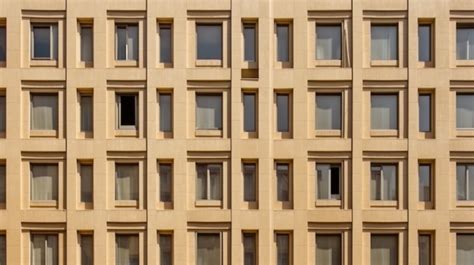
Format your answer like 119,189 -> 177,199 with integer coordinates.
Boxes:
30,94 -> 58,131
316,25 -> 341,60
243,93 -> 256,132
276,233 -> 290,265
115,234 -> 139,265
0,26 -> 5,62
159,234 -> 172,265
30,164 -> 58,201
419,234 -> 432,265
31,24 -> 58,60
316,164 -> 341,200
371,164 -> 397,201
457,234 -> 474,265
80,25 -> 93,63
243,233 -> 257,265
276,163 -> 290,202
371,25 -> 397,61
316,234 -> 341,265
243,24 -> 256,62
159,24 -> 172,64
115,24 -> 138,61
80,95 -> 93,133
371,94 -> 398,130
456,25 -> 474,60
276,94 -> 290,132
196,94 -> 222,130
196,164 -> 222,201
196,24 -> 222,60
243,163 -> 257,202
159,93 -> 172,133
116,94 -> 137,130
457,164 -> 474,201
276,24 -> 290,62
79,164 -> 93,204
419,164 -> 432,202
115,163 -> 138,201
418,24 -> 432,62
80,234 -> 93,265
31,234 -> 58,265
456,93 -> 474,129
316,94 -> 341,130
419,94 -> 432,133
197,233 -> 220,265
371,235 -> 398,265
159,163 -> 172,203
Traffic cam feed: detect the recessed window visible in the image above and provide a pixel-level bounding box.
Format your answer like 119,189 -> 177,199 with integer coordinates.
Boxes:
31,24 -> 58,60
0,95 -> 5,133
418,24 -> 432,62
316,94 -> 341,130
0,165 -> 4,204
316,234 -> 341,265
115,163 -> 138,201
80,25 -> 93,63
456,25 -> 474,60
116,94 -> 137,130
457,234 -> 474,265
243,93 -> 256,132
159,234 -> 172,265
456,93 -> 474,129
196,24 -> 222,60
276,163 -> 290,202
316,25 -> 341,60
276,24 -> 290,62
243,163 -> 257,202
0,235 -> 4,265
31,234 -> 58,265
80,94 -> 93,133
243,24 -> 256,62
197,233 -> 220,265
115,234 -> 139,265
276,233 -> 290,265
30,164 -> 58,201
243,233 -> 257,265
419,93 -> 432,133
371,235 -> 398,265
419,164 -> 432,202
371,94 -> 398,130
316,164 -> 341,200
79,164 -> 93,204
159,93 -> 172,133
456,164 -> 474,201
30,94 -> 58,131
159,24 -> 172,64
0,26 -> 5,62
196,164 -> 222,201
371,164 -> 397,201
419,234 -> 432,265
371,25 -> 397,61
80,234 -> 93,265
196,94 -> 222,131
115,24 -> 138,61
276,94 -> 289,132
159,163 -> 172,203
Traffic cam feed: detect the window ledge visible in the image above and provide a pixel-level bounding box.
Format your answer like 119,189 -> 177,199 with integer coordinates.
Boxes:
0,202 -> 4,209
456,60 -> 474,67
371,60 -> 398,67
115,200 -> 138,208
315,129 -> 342,137
115,60 -> 138,67
78,61 -> 93,68
77,202 -> 93,210
273,201 -> 293,210
241,131 -> 258,139
315,199 -> 342,207
418,131 -> 434,139
370,129 -> 398,137
30,59 -> 58,67
195,129 -> 222,137
370,200 -> 398,207
242,61 -> 258,69
241,201 -> 258,210
78,131 -> 93,139
195,200 -> 222,207
157,201 -> 173,210
195,59 -> 222,67
157,62 -> 173,68
0,61 -> 5,67
273,131 -> 293,139
315,59 -> 342,67
157,131 -> 173,139
275,61 -> 293,69
417,201 -> 434,210
115,129 -> 138,137
418,61 -> 434,68
30,200 -> 57,208
456,129 -> 474,137
30,130 -> 58,138
0,132 -> 5,138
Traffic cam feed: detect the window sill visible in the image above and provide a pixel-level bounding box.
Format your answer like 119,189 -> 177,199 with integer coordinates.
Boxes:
195,129 -> 222,137
315,59 -> 342,67
195,59 -> 222,67
274,61 -> 293,69
115,60 -> 138,67
0,202 -> 4,209
77,202 -> 93,210
78,131 -> 93,139
456,200 -> 474,207
418,61 -> 434,68
115,129 -> 138,137
273,131 -> 293,139
370,129 -> 398,137
157,131 -> 173,139
195,200 -> 222,207
417,201 -> 434,210
157,201 -> 173,210
241,201 -> 258,210
30,130 -> 58,138
418,131 -> 434,139
274,201 -> 293,210
370,200 -> 398,208
456,60 -> 474,67
157,62 -> 173,68
0,132 -> 5,138
78,61 -> 93,68
315,199 -> 342,207
370,60 -> 398,67
30,200 -> 57,208
241,131 -> 258,139
315,129 -> 342,137
456,129 -> 474,137
30,59 -> 58,67
115,200 -> 138,208
242,61 -> 258,69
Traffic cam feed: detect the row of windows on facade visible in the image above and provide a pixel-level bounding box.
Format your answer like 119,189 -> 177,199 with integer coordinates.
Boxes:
0,21 -> 474,66
0,90 -> 472,137
1,231 -> 474,265
0,161 -> 472,208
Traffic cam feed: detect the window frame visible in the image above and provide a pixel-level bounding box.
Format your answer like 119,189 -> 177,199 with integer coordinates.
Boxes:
370,163 -> 398,205
79,233 -> 93,265
78,161 -> 93,209
315,92 -> 343,136
29,92 -> 59,137
456,92 -> 474,132
370,234 -> 399,265
242,91 -> 258,137
275,232 -> 292,265
114,162 -> 139,207
30,233 -> 59,265
29,163 -> 59,207
418,162 -> 434,209
158,232 -> 173,265
115,93 -> 138,131
275,21 -> 292,68
418,91 -> 434,138
315,23 -> 343,66
316,163 -> 342,203
114,233 -> 140,265
195,163 -> 223,206
0,93 -> 5,137
315,233 -> 343,265
157,91 -> 173,138
418,22 -> 434,67
196,232 -> 222,265
274,91 -> 292,139
30,23 -> 58,61
370,22 -> 399,67
456,163 -> 474,203
242,162 -> 258,205
158,162 -> 173,208
242,21 -> 258,69
158,22 -> 173,67
274,162 -> 292,209
370,92 -> 399,137
418,233 -> 433,265
195,23 -> 223,66
0,24 -> 6,65
79,23 -> 93,67
79,92 -> 93,138
0,164 -> 5,208
195,92 -> 223,136
243,232 -> 257,265
114,23 -> 138,62
456,23 -> 474,65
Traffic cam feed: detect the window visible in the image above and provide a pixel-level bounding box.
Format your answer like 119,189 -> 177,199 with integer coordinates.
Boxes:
316,234 -> 341,265
370,235 -> 397,265
276,94 -> 289,132
115,24 -> 138,61
419,164 -> 432,202
0,235 -> 4,265
30,164 -> 58,201
371,164 -> 397,201
116,94 -> 137,130
31,24 -> 58,60
243,163 -> 257,202
159,24 -> 172,64
371,25 -> 397,61
196,24 -> 222,60
276,163 -> 290,202
115,164 -> 138,201
419,93 -> 432,132
0,165 -> 4,204
276,233 -> 290,265
80,94 -> 93,133
0,95 -> 4,133
276,24 -> 290,62
80,25 -> 93,63
196,94 -> 222,130
197,233 -> 220,265
80,234 -> 93,265
243,23 -> 256,62
31,234 -> 58,265
457,164 -> 474,201
159,163 -> 172,203
317,164 -> 341,200
456,93 -> 474,129
115,234 -> 139,265
159,93 -> 172,133
243,93 -> 256,132
30,94 -> 58,131
316,94 -> 341,130
0,26 -> 5,62
457,234 -> 474,265
316,25 -> 341,60
371,94 -> 398,130
243,233 -> 256,265
418,24 -> 432,62
196,164 -> 222,201
457,25 -> 474,60
79,164 -> 93,203
159,234 -> 172,265
419,234 -> 432,265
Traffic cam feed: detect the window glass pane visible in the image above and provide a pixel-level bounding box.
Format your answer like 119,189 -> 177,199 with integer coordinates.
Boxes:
371,235 -> 397,265
159,234 -> 172,265
276,94 -> 289,132
31,94 -> 58,131
276,164 -> 289,202
276,25 -> 289,62
383,165 -> 397,200
127,25 -> 138,60
0,27 -> 5,61
32,26 -> 51,59
80,26 -> 93,62
419,94 -> 431,132
317,164 -> 330,199
456,94 -> 474,129
30,164 -> 58,201
80,164 -> 93,203
276,234 -> 289,265
457,27 -> 474,60
469,165 -> 474,201
316,235 -> 341,265
371,25 -> 398,60
419,235 -> 431,265
371,166 -> 382,200
316,94 -> 341,130
371,94 -> 398,130
159,94 -> 172,132
197,233 -> 220,265
457,234 -> 474,265
243,234 -> 256,265
115,164 -> 138,201
80,95 -> 93,132
457,165 -> 467,200
196,165 -> 207,200
209,165 -> 222,200
81,235 -> 93,265
418,25 -> 431,62
0,96 -> 4,132
196,94 -> 222,130
330,166 -> 340,198
159,25 -> 172,63
31,235 -> 58,265
244,25 -> 256,62
159,164 -> 172,202
116,26 -> 127,60
0,166 -> 4,203
243,164 -> 256,202
243,93 -> 256,132
0,235 -> 4,265
118,95 -> 136,127
116,235 -> 139,265
316,25 -> 341,60
197,24 -> 222,60
419,164 -> 431,202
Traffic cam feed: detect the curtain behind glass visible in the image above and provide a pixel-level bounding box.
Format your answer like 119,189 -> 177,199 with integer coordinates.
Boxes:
316,94 -> 341,130
371,235 -> 397,265
382,165 -> 397,200
277,25 -> 289,62
457,28 -> 474,60
81,235 -> 93,265
209,165 -> 222,200
31,235 -> 58,265
159,25 -> 172,63
116,235 -> 139,265
457,165 -> 467,200
456,94 -> 474,129
317,165 -> 330,199
159,94 -> 172,132
127,25 -> 138,60
371,25 -> 397,60
115,164 -> 138,201
116,26 -> 127,60
316,235 -> 341,265
371,166 -> 382,200
80,95 -> 93,132
197,24 -> 222,60
371,94 -> 398,130
457,234 -> 474,265
0,166 -> 4,203
243,94 -> 256,132
31,164 -> 58,201
31,94 -> 58,131
243,164 -> 256,202
160,235 -> 172,265
316,25 -> 341,60
276,94 -> 289,132
244,25 -> 256,62
419,235 -> 431,265
196,94 -> 222,130
197,234 -> 220,265
196,165 -> 207,200
80,26 -> 93,62
0,96 -> 5,132
277,234 -> 289,265
159,164 -> 172,202
80,164 -> 93,203
276,164 -> 289,201
243,234 -> 256,265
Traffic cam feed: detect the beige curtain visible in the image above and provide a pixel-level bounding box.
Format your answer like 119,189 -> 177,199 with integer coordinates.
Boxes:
371,235 -> 397,265
456,94 -> 474,129
116,235 -> 139,265
80,235 -> 93,265
316,25 -> 341,60
115,164 -> 138,201
371,25 -> 397,60
197,233 -> 220,265
31,164 -> 58,201
316,235 -> 341,265
31,235 -> 58,265
31,94 -> 58,131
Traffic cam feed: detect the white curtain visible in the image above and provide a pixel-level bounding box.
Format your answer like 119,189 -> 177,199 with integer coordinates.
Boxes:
159,94 -> 172,132
127,25 -> 138,61
276,94 -> 289,132
196,95 -> 222,130
243,94 -> 256,132
316,25 -> 341,60
196,24 -> 222,60
277,234 -> 289,265
456,94 -> 474,129
80,26 -> 93,62
316,94 -> 341,130
116,26 -> 127,60
418,165 -> 431,202
316,235 -> 341,265
371,235 -> 397,265
277,25 -> 289,62
457,234 -> 474,265
209,165 -> 222,200
159,235 -> 172,265
371,166 -> 382,200
196,165 -> 207,200
0,235 -> 5,265
243,234 -> 256,265
31,94 -> 58,131
277,164 -> 289,201
80,164 -> 93,203
159,164 -> 172,202
371,94 -> 398,130
115,164 -> 138,201
31,164 -> 57,201
80,95 -> 93,132
80,235 -> 93,265
0,96 -> 5,132
31,235 -> 58,265
197,234 -> 220,265
317,165 -> 330,199
457,28 -> 474,60
371,25 -> 397,60
0,166 -> 4,203
116,235 -> 139,265
382,165 -> 397,200
419,235 -> 430,265
243,164 -> 256,201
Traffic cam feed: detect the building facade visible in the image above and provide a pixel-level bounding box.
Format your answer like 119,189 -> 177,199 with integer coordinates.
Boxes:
0,0 -> 474,264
